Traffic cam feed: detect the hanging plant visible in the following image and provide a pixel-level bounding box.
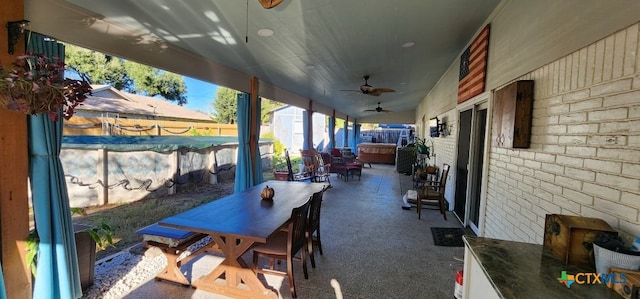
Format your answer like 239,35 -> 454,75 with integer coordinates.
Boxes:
0,53 -> 92,121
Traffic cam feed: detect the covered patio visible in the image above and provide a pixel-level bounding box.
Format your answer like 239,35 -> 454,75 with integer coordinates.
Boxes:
1,1 -> 640,298
104,165 -> 464,299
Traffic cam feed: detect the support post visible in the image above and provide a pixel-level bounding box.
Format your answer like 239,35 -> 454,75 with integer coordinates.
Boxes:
0,0 -> 32,297
249,77 -> 259,182
306,100 -> 314,150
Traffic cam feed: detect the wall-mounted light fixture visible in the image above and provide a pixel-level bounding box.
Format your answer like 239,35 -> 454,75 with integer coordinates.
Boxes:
429,116 -> 448,137
7,19 -> 30,55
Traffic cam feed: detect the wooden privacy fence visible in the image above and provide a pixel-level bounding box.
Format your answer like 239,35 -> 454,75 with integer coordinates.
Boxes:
64,116 -> 238,136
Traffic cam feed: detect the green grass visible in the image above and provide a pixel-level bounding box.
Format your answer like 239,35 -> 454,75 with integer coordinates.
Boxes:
73,171 -> 286,260
74,182 -> 235,260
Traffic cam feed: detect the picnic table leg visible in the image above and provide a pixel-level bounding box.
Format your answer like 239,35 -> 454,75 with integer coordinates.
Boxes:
155,247 -> 190,285
193,234 -> 277,299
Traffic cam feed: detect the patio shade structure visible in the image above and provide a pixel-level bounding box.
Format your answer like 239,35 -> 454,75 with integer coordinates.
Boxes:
27,33 -> 83,299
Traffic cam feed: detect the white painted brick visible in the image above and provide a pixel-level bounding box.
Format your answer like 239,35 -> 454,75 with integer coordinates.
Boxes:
559,57 -> 568,92
621,192 -> 640,209
597,148 -> 640,162
519,166 -> 534,177
584,159 -> 623,173
588,135 -> 626,147
523,175 -> 541,188
564,89 -> 590,102
563,188 -> 594,205
593,39 -> 605,84
577,48 -> 588,89
506,199 -> 522,212
510,157 -> 524,166
534,170 -> 556,183
535,152 -> 556,163
540,162 -> 564,174
542,144 -> 565,154
565,167 -> 596,181
539,135 -> 559,144
567,123 -> 599,134
594,197 -> 637,221
570,98 -> 603,112
518,181 -> 534,193
600,121 -> 630,134
623,24 -> 638,76
629,136 -> 640,146
531,127 -> 545,138
612,29 -> 626,79
581,206 -> 620,228
523,160 -> 542,169
591,78 -> 632,96
506,163 -> 519,173
603,90 -> 640,107
499,154 -> 511,162
546,125 -> 567,134
565,146 -> 597,157
622,163 -> 640,179
520,208 -> 537,222
559,112 -> 587,124
583,182 -> 621,200
634,74 -> 640,90
556,155 -> 584,167
596,173 -> 640,192
554,194 -> 581,215
571,52 -> 580,90
539,199 -> 562,214
631,107 -> 640,118
533,115 -> 559,126
558,135 -> 587,145
603,35 -> 615,82
548,104 -> 570,115
545,95 -> 564,106
519,151 -> 536,160
588,108 -> 629,121
541,180 -> 563,194
586,43 -> 596,86
555,176 -> 583,190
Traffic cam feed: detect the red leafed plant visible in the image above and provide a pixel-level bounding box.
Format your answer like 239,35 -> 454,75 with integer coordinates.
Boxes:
0,53 -> 92,121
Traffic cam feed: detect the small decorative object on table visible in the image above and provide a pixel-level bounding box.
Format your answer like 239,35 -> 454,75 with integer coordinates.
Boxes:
261,185 -> 275,200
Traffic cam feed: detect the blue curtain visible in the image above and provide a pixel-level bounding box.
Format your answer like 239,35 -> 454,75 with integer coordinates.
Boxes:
327,116 -> 334,149
234,92 -> 262,192
235,92 -> 252,192
343,121 -> 349,148
351,123 -> 361,153
253,98 -> 263,185
0,261 -> 6,299
28,33 -> 82,299
302,110 -> 310,150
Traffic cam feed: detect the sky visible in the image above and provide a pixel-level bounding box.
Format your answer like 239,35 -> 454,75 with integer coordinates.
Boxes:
182,76 -> 218,114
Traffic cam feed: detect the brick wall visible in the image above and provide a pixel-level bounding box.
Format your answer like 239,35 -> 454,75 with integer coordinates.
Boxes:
484,23 -> 640,244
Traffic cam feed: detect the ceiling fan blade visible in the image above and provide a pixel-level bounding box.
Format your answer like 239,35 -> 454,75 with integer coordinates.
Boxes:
364,109 -> 376,112
339,89 -> 361,92
381,109 -> 393,113
258,0 -> 284,9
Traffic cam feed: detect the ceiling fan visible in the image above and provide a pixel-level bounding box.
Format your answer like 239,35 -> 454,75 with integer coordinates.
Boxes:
258,0 -> 284,9
341,75 -> 395,96
364,102 -> 392,113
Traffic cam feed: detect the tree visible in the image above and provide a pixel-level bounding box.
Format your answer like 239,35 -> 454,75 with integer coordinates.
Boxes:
64,44 -> 188,105
211,87 -> 285,124
212,87 -> 238,124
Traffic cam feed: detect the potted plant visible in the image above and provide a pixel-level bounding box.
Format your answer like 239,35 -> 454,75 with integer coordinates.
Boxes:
0,53 -> 92,120
26,208 -> 114,290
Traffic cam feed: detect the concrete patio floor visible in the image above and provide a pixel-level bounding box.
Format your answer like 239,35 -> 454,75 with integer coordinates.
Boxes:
123,164 -> 466,299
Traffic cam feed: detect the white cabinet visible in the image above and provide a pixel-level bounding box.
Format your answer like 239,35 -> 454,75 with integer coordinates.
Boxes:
463,246 -> 500,299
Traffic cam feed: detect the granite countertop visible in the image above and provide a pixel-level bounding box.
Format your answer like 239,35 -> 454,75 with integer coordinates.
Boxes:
463,236 -> 620,298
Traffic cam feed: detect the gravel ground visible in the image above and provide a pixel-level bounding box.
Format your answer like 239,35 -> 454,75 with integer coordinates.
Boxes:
80,181 -> 234,299
81,236 -> 213,299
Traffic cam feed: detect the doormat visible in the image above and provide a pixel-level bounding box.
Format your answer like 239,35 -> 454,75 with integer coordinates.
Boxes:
431,227 -> 466,247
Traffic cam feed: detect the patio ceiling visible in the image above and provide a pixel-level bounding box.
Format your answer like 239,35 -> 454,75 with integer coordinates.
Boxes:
24,0 -> 500,123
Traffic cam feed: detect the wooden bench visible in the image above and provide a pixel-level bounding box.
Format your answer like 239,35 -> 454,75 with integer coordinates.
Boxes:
136,223 -> 221,286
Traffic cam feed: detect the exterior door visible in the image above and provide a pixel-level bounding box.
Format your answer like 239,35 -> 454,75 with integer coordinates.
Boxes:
454,110 -> 472,221
469,108 -> 488,232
